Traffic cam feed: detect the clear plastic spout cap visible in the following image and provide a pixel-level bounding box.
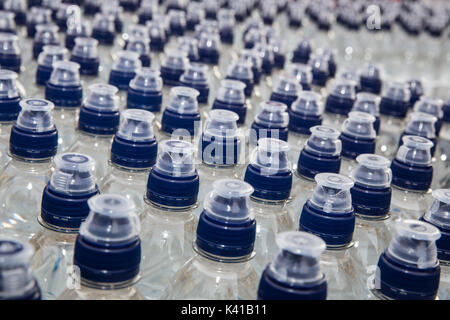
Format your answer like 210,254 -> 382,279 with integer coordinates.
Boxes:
38,45 -> 68,67
0,238 -> 34,298
268,231 -> 326,286
204,178 -> 254,223
351,154 -> 391,188
198,31 -> 220,51
329,79 -> 356,100
342,111 -> 376,139
204,109 -> 239,138
396,135 -> 433,166
72,37 -> 99,59
112,50 -> 141,73
352,93 -> 380,116
34,23 -> 59,42
383,82 -> 410,102
81,194 -> 140,244
227,59 -> 253,81
0,33 -> 20,54
424,189 -> 450,230
49,60 -> 81,87
0,69 -> 20,99
413,97 -> 443,119
117,109 -> 155,142
50,153 -> 96,194
405,112 -> 437,139
166,86 -> 199,114
216,79 -> 246,104
130,68 -> 162,92
273,74 -> 301,96
291,91 -> 323,116
154,139 -> 195,177
305,126 -> 342,156
84,83 -> 120,111
288,63 -> 312,86
180,63 -> 208,84
17,98 -> 55,132
310,173 -> 354,213
239,49 -> 262,69
67,19 -> 91,37
387,220 -> 440,269
254,101 -> 289,128
360,64 -> 381,79
27,7 -> 52,24
250,138 -> 290,175
162,48 -> 189,70
126,35 -> 150,55
308,55 -> 329,74
218,8 -> 235,27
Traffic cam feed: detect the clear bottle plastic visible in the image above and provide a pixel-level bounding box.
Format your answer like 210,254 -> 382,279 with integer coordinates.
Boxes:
299,172 -> 365,300
70,83 -> 120,181
58,194 -> 145,300
101,109 -> 157,216
0,98 -> 58,240
340,111 -> 377,177
31,152 -> 98,300
390,135 -> 434,220
197,109 -> 243,204
244,138 -> 294,275
163,179 -> 259,300
422,189 -> 450,300
369,220 -> 441,300
139,139 -> 199,299
257,231 -> 328,300
0,238 -> 41,300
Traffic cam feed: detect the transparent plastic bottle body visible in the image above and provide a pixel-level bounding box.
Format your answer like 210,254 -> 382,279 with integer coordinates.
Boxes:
138,205 -> 197,299
58,282 -> 145,300
100,165 -> 149,217
70,133 -> 112,181
434,139 -> 450,189
439,264 -> 450,300
252,200 -> 294,276
390,187 -> 432,221
287,132 -> 309,165
289,174 -> 315,224
30,229 -> 76,300
162,254 -> 259,300
0,124 -> 12,170
0,159 -> 52,239
53,108 -> 79,152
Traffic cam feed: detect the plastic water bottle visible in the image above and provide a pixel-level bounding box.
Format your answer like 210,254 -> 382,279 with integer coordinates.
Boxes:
0,33 -> 21,73
139,139 -> 199,299
351,92 -> 381,134
146,20 -> 167,54
167,9 -> 186,37
162,179 -> 259,300
244,138 -> 294,275
390,135 -> 434,220
290,126 -> 342,223
177,36 -> 200,63
197,109 -> 243,203
108,50 -> 142,92
291,39 -> 312,65
0,98 -> 58,239
65,19 -> 92,51
269,74 -> 301,109
422,189 -> 450,300
127,68 -> 163,113
70,83 -> 120,180
32,24 -> 60,60
31,152 -> 98,300
359,64 -> 382,95
287,91 -> 324,164
101,109 -> 158,216
179,63 -> 210,105
70,37 -> 100,80
299,173 -> 364,300
400,112 -> 437,156
3,0 -> 27,26
35,45 -> 68,88
26,7 -> 52,38
137,0 -> 157,25
0,70 -> 21,170
159,48 -> 189,91
92,13 -> 116,46
323,79 -> 357,130
158,86 -> 200,142
45,60 -> 83,152
349,154 -> 395,298
125,34 -> 152,68
340,111 -> 377,176
211,79 -> 247,125
0,238 -> 41,300
257,231 -> 327,300
58,194 -> 144,300
369,220 -> 441,300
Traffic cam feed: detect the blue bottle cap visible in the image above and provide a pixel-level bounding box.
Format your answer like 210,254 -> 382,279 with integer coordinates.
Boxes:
137,0 -> 157,24
204,0 -> 219,19
270,74 -> 301,108
78,83 -> 120,135
101,0 -> 123,33
84,0 -> 102,15
318,48 -> 337,78
245,138 -> 292,201
10,98 -> 58,160
407,79 -> 424,107
243,27 -> 264,49
308,54 -> 329,87
33,23 -> 60,59
380,82 -> 411,118
239,48 -> 262,84
179,63 -> 209,103
0,33 -> 21,72
4,0 -> 27,26
127,68 -> 163,112
359,64 -> 382,94
109,50 -> 141,90
352,92 -> 380,116
268,36 -> 286,69
54,3 -> 74,30
288,63 -> 313,91
0,238 -> 41,300
226,59 -> 254,97
413,96 -> 443,135
45,60 -> 82,107
196,178 -> 256,259
167,9 -> 186,36
350,154 -> 392,218
160,48 -> 189,86
111,109 -> 157,169
36,45 -> 68,85
423,189 -> 450,263
258,231 -> 327,300
375,220 -> 440,300
177,36 -> 200,62
161,86 -> 200,136
146,139 -> 199,208
292,38 -> 312,64
0,69 -> 21,122
254,42 -> 274,75
75,194 -> 141,284
340,111 -> 376,159
289,91 -> 323,135
92,13 -> 115,45
218,8 -> 235,43
297,126 -> 342,179
41,152 -> 99,231
251,101 -> 289,143
260,0 -> 277,24
0,11 -> 16,33
125,34 -> 151,67
198,31 -> 221,65
325,78 -> 357,115
65,19 -> 92,50
146,20 -> 166,52
403,111 -> 437,141
70,37 -> 99,75
186,2 -> 205,30
26,7 -> 52,37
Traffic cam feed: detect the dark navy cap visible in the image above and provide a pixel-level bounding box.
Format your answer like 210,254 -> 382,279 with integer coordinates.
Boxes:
250,101 -> 289,144
109,50 -> 142,91
340,111 -> 377,160
127,68 -> 163,112
211,79 -> 247,125
70,37 -> 100,76
289,91 -> 323,135
379,82 -> 410,118
0,69 -> 21,122
0,33 -> 21,73
45,60 -> 83,107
